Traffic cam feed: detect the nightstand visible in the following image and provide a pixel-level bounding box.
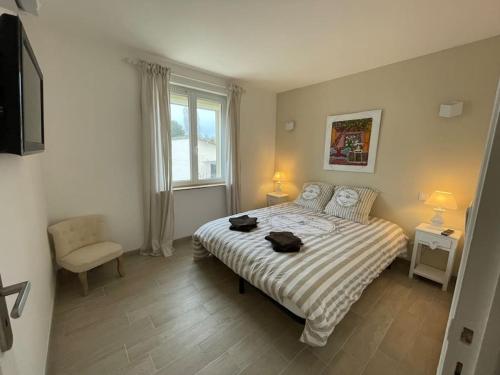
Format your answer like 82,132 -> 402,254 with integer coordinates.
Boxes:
409,223 -> 462,291
267,192 -> 289,206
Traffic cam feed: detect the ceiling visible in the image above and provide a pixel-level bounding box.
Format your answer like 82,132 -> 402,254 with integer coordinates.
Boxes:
38,0 -> 500,92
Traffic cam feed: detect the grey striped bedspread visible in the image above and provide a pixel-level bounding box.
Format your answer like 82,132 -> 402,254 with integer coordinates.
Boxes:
192,203 -> 408,347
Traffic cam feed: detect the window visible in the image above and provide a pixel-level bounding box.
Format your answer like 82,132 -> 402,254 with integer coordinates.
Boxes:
170,92 -> 191,181
170,85 -> 226,186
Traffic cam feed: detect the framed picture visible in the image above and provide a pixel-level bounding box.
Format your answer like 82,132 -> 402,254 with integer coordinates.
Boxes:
323,109 -> 382,173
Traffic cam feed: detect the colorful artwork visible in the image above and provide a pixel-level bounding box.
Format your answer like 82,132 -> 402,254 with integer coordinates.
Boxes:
323,110 -> 382,173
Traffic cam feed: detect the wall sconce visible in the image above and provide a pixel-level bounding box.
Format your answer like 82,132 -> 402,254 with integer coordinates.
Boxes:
439,101 -> 463,118
284,121 -> 295,131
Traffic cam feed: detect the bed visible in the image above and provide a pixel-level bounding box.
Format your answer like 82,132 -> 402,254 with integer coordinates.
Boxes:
192,202 -> 407,347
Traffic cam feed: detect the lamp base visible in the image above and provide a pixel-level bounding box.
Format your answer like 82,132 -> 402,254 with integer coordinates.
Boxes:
430,208 -> 445,228
275,182 -> 282,193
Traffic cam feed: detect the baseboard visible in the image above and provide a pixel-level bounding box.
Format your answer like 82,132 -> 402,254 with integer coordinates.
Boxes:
123,248 -> 140,256
174,235 -> 192,244
123,237 -> 192,257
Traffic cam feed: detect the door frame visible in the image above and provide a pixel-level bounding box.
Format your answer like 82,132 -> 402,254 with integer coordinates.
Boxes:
438,77 -> 500,374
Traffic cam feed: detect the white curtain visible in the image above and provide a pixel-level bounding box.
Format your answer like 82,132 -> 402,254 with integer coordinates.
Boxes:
138,61 -> 175,257
225,84 -> 243,215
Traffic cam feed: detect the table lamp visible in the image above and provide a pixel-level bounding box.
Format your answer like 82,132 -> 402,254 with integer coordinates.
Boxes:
272,171 -> 285,192
425,190 -> 457,227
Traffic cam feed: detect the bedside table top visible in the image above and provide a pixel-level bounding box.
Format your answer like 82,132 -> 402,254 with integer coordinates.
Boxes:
267,192 -> 289,198
416,223 -> 462,240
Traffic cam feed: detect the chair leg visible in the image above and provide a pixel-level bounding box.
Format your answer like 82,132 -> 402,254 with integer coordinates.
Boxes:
78,272 -> 88,296
116,256 -> 125,277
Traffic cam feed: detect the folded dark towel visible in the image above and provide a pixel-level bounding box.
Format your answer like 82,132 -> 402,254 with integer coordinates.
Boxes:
229,224 -> 256,232
229,215 -> 258,232
265,231 -> 303,253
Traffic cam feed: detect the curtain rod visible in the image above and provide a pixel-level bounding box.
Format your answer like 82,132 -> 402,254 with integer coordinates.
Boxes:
124,57 -> 229,90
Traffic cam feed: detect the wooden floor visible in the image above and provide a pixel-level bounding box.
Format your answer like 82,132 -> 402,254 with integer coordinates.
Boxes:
48,238 -> 453,375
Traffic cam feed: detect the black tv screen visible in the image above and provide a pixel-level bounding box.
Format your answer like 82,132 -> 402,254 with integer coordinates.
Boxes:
0,14 -> 44,155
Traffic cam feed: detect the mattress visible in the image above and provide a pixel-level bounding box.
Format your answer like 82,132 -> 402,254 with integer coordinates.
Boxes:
192,203 -> 407,346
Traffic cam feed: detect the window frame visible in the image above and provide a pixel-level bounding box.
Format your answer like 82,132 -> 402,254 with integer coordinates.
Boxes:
170,84 -> 227,188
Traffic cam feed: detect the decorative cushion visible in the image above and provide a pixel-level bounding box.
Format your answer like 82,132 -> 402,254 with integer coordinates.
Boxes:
294,182 -> 335,211
324,185 -> 378,224
58,241 -> 123,273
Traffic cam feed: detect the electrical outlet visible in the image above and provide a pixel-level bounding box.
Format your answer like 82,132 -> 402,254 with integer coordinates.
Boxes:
418,192 -> 428,201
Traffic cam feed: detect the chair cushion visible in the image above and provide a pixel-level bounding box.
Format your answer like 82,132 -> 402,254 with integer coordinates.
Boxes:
58,241 -> 123,273
48,215 -> 108,259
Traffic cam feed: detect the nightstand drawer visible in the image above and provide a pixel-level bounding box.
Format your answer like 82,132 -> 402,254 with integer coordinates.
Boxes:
267,196 -> 284,206
267,192 -> 289,206
417,231 -> 452,250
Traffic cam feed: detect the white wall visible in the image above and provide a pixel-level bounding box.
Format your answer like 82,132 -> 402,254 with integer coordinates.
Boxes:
0,156 -> 55,375
21,24 -> 145,251
22,20 -> 277,250
173,186 -> 226,239
0,8 -> 55,375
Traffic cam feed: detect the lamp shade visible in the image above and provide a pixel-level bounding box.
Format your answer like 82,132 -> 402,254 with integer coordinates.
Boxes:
272,171 -> 285,182
425,191 -> 457,210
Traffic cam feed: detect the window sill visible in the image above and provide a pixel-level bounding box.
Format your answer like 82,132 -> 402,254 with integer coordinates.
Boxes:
173,183 -> 226,192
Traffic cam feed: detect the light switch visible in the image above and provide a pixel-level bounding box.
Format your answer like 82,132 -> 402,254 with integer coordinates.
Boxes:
418,192 -> 428,201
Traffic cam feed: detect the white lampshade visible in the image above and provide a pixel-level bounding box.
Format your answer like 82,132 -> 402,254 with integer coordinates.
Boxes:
272,171 -> 285,182
425,191 -> 457,210
424,191 -> 457,227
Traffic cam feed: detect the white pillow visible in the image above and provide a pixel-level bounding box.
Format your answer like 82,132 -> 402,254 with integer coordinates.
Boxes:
324,185 -> 378,224
294,182 -> 335,211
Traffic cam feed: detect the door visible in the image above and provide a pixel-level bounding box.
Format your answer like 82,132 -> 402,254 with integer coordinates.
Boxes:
438,78 -> 500,374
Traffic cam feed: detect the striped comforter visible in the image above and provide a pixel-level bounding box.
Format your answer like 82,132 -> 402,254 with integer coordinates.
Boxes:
192,203 -> 407,347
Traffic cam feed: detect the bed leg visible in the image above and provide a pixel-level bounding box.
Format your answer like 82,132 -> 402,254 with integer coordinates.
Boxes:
239,277 -> 245,294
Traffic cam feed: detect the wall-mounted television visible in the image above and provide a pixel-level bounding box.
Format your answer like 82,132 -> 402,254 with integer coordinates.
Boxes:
0,14 -> 44,156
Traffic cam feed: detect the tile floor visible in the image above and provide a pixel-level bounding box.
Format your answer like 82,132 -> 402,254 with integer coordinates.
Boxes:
48,238 -> 453,375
